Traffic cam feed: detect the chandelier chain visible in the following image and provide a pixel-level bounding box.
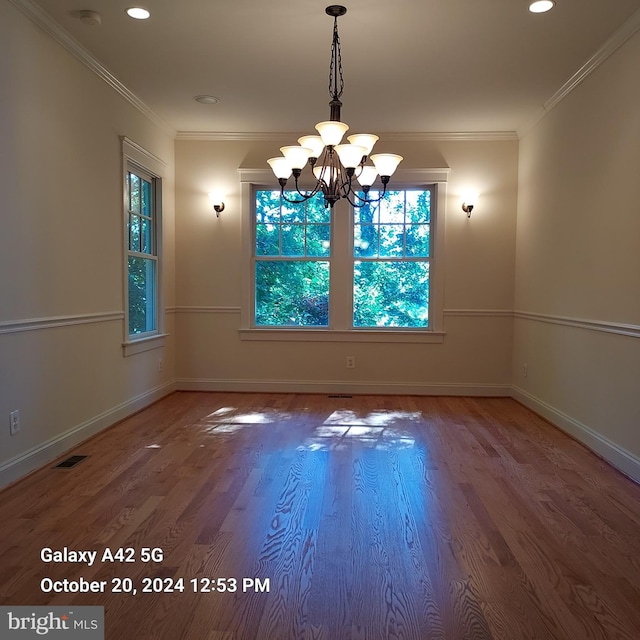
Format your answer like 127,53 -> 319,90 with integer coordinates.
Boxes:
328,16 -> 344,101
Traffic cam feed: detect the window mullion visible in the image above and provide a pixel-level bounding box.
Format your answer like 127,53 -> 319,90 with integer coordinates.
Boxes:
330,199 -> 352,330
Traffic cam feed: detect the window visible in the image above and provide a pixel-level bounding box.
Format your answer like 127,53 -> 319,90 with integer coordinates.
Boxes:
121,137 -> 165,354
126,166 -> 158,336
255,190 -> 330,326
353,190 -> 431,328
244,176 -> 445,342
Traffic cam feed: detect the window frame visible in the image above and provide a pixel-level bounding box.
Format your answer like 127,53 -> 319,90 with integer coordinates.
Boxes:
352,188 -> 434,330
253,190 -> 332,328
121,137 -> 167,356
239,168 -> 448,343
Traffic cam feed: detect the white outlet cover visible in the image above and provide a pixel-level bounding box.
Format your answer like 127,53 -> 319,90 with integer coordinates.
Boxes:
9,410 -> 20,435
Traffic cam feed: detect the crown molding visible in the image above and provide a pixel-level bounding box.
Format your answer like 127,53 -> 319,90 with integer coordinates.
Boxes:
519,7 -> 640,136
385,131 -> 519,142
13,0 -> 640,145
543,8 -> 640,114
122,137 -> 168,178
8,0 -> 176,137
176,132 -> 290,141
237,166 -> 450,185
176,131 -> 519,142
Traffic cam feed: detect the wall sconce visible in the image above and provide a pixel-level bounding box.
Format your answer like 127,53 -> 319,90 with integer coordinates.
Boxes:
208,191 -> 225,217
461,191 -> 478,218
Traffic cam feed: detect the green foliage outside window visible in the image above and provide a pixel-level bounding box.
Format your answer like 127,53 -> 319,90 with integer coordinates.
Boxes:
354,261 -> 429,327
127,170 -> 157,335
354,190 -> 431,328
255,191 -> 330,326
256,261 -> 329,326
253,188 -> 432,329
128,256 -> 156,334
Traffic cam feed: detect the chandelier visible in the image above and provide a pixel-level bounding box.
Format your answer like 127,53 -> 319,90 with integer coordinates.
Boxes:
267,5 -> 403,209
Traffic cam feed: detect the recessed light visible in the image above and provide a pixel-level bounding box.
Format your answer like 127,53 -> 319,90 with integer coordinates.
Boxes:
529,1 -> 555,13
194,95 -> 221,105
127,7 -> 150,20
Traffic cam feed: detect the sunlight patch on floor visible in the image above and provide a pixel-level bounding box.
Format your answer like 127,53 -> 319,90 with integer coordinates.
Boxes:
201,408 -> 294,427
300,410 -> 419,451
323,409 -> 422,427
197,407 -> 420,449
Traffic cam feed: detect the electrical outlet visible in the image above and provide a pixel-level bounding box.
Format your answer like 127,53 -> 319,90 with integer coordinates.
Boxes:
9,410 -> 20,436
346,356 -> 355,369
158,357 -> 164,372
523,363 -> 528,378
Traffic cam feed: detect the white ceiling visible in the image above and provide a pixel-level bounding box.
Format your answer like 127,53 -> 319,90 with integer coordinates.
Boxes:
25,0 -> 640,135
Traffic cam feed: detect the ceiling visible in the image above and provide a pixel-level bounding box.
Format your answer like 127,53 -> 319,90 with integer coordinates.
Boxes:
24,0 -> 640,135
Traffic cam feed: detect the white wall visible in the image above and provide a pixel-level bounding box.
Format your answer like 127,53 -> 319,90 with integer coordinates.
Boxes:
174,137 -> 518,394
0,1 -> 176,487
513,28 -> 640,481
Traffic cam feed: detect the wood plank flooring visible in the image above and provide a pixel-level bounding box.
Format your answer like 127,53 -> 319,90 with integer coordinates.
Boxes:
1,392 -> 639,639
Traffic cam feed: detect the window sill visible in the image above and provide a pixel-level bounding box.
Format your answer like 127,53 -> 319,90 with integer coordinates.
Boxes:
239,329 -> 445,343
122,333 -> 169,356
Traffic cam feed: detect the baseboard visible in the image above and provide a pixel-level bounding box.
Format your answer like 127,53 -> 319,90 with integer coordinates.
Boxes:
176,377 -> 511,397
511,386 -> 640,484
0,380 -> 177,490
5,380 -> 634,488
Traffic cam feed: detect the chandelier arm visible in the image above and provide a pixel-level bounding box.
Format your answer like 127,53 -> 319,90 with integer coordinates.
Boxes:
337,171 -> 355,198
348,180 -> 390,206
279,174 -> 326,204
341,163 -> 371,200
296,178 -> 324,200
280,189 -> 316,205
342,193 -> 360,208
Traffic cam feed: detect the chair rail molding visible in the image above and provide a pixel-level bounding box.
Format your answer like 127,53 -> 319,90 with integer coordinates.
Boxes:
0,311 -> 124,335
514,310 -> 640,339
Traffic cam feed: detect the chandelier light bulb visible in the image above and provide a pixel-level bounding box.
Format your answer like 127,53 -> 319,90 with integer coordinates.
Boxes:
267,157 -> 293,180
315,121 -> 349,147
356,166 -> 378,188
313,164 -> 339,184
297,135 -> 326,158
280,146 -> 313,170
335,144 -> 367,169
347,134 -> 379,156
370,153 -> 403,177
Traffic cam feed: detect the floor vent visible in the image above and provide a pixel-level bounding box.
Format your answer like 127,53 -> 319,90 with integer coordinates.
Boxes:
328,394 -> 353,399
54,455 -> 88,469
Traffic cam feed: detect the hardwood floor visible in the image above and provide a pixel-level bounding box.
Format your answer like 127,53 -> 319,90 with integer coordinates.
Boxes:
1,392 -> 639,639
